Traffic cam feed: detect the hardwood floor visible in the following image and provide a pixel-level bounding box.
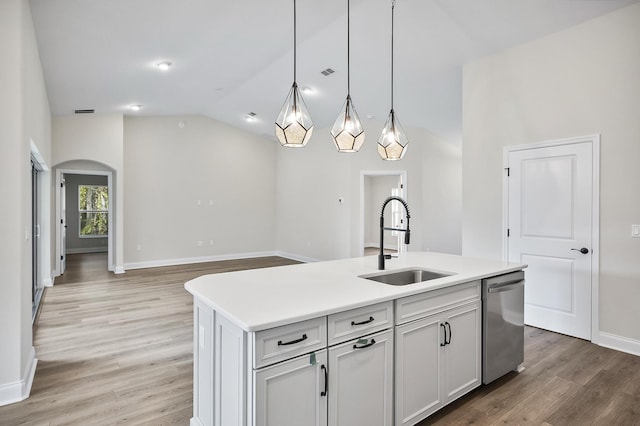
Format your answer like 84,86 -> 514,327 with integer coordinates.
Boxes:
0,253 -> 299,426
1,253 -> 638,425
419,327 -> 640,426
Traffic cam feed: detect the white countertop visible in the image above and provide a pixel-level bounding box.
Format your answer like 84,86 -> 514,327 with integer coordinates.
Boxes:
184,252 -> 526,332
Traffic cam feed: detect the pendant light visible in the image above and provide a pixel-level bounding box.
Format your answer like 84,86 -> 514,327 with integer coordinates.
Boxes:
330,0 -> 365,152
275,0 -> 314,147
378,0 -> 408,161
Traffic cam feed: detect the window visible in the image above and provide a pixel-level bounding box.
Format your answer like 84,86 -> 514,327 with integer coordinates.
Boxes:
79,185 -> 108,237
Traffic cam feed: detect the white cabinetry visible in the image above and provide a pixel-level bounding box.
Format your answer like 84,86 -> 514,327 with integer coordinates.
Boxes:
328,329 -> 394,426
191,281 -> 486,426
254,350 -> 328,426
395,282 -> 482,426
251,301 -> 394,426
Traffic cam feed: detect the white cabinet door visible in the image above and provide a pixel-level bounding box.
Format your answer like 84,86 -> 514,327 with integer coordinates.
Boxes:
443,301 -> 481,402
395,301 -> 481,426
328,329 -> 394,426
254,350 -> 328,426
395,315 -> 443,426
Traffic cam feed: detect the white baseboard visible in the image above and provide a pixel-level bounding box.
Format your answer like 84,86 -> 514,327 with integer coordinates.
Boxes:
599,332 -> 640,357
190,418 -> 203,426
124,251 -> 287,271
0,347 -> 37,407
66,247 -> 108,254
274,251 -> 320,263
43,276 -> 54,287
114,266 -> 125,274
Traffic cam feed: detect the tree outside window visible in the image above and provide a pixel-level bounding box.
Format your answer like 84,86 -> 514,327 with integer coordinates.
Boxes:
79,185 -> 108,237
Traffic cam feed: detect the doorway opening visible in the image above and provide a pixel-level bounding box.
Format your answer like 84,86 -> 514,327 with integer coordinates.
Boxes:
360,171 -> 408,257
30,141 -> 50,322
31,159 -> 42,319
55,167 -> 115,276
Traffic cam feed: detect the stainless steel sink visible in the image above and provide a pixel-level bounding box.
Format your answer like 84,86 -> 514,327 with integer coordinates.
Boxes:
359,268 -> 453,286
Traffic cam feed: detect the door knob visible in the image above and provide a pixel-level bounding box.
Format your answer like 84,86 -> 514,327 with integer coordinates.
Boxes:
571,248 -> 589,254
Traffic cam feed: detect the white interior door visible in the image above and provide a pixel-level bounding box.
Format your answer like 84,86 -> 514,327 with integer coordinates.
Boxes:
507,140 -> 595,340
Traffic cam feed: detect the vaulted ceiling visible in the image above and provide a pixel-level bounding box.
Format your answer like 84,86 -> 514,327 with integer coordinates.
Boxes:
30,0 -> 640,143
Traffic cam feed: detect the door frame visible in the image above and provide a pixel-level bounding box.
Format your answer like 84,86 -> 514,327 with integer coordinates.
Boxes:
55,168 -> 115,275
359,170 -> 408,257
502,134 -> 600,343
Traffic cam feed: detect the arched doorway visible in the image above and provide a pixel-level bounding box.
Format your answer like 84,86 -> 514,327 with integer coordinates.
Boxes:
54,160 -> 116,276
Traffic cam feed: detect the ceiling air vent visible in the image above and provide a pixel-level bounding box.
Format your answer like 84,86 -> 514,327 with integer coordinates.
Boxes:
74,109 -> 95,114
321,68 -> 335,76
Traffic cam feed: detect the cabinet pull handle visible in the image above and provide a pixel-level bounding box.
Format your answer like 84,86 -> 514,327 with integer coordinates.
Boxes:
445,322 -> 452,345
351,316 -> 374,326
277,333 -> 308,346
320,364 -> 328,397
353,339 -> 376,350
440,323 -> 447,346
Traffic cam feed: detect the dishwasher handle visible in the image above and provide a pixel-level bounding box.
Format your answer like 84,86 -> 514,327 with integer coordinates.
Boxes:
488,281 -> 523,293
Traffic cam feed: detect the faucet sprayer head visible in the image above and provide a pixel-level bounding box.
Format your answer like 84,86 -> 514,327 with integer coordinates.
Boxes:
404,229 -> 411,245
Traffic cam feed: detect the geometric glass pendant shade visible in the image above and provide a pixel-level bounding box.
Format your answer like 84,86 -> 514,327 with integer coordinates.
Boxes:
378,0 -> 408,160
331,0 -> 364,152
378,108 -> 408,160
275,0 -> 314,147
275,82 -> 314,147
331,95 -> 364,152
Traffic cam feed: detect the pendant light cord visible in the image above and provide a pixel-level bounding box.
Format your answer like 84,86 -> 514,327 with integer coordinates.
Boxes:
347,0 -> 351,96
391,0 -> 395,110
293,0 -> 297,83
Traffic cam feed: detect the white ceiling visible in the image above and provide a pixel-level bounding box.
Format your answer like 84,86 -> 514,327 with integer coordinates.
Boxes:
30,0 -> 640,143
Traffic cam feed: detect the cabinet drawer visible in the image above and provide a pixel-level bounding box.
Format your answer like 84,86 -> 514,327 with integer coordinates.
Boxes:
328,301 -> 394,345
253,317 -> 327,368
395,281 -> 480,325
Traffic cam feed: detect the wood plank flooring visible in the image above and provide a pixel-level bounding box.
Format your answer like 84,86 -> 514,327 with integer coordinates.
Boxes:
419,327 -> 640,426
0,253 -> 299,426
1,253 -> 638,425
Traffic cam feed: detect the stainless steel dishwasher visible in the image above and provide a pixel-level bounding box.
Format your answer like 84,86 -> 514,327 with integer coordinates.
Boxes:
482,270 -> 525,384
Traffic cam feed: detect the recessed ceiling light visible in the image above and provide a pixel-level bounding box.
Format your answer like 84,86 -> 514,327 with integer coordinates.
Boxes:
156,61 -> 172,71
245,112 -> 257,122
321,68 -> 335,76
301,86 -> 314,94
129,104 -> 142,111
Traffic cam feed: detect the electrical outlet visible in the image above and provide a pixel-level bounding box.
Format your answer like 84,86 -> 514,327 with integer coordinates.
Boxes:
136,244 -> 142,251
197,240 -> 204,247
632,225 -> 640,238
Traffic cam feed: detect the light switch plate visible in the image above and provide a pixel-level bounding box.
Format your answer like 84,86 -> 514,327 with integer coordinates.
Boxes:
632,224 -> 640,238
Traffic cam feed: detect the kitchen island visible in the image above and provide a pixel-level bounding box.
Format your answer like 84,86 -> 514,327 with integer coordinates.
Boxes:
185,252 -> 525,426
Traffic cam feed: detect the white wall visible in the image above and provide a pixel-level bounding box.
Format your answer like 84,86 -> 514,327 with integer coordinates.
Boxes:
422,138 -> 462,255
0,0 -> 51,405
64,174 -> 109,253
52,114 -> 124,272
364,175 -> 402,248
123,116 -> 277,267
462,4 -> 640,341
276,121 -> 462,262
